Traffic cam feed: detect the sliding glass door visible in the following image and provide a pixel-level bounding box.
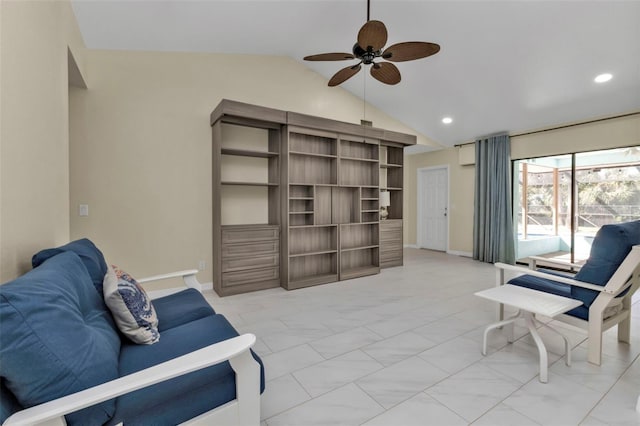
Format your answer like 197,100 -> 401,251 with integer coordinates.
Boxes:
514,146 -> 640,266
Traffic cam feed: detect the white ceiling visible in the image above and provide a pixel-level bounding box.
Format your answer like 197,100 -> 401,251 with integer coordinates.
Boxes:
71,0 -> 640,148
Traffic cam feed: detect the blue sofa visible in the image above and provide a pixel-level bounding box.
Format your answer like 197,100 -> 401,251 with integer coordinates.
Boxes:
0,239 -> 265,425
496,220 -> 640,365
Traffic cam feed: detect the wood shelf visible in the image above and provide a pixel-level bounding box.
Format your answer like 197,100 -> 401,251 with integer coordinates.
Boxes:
289,151 -> 337,159
380,163 -> 402,168
289,224 -> 338,229
221,148 -> 279,158
340,156 -> 379,163
289,249 -> 338,258
341,245 -> 379,252
290,197 -> 314,200
380,186 -> 402,191
288,273 -> 338,289
340,265 -> 379,280
289,211 -> 313,214
221,181 -> 278,187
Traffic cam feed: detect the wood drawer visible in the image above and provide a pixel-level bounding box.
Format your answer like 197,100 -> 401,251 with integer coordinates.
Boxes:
380,249 -> 403,268
222,225 -> 279,244
222,267 -> 279,288
380,240 -> 403,252
222,240 -> 279,259
222,254 -> 279,272
380,221 -> 402,242
380,220 -> 402,230
380,230 -> 402,243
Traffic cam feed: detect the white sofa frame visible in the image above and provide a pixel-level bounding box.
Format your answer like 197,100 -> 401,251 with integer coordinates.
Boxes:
495,245 -> 640,365
3,271 -> 261,426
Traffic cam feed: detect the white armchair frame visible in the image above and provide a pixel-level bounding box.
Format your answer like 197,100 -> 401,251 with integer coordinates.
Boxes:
3,271 -> 261,426
495,245 -> 640,365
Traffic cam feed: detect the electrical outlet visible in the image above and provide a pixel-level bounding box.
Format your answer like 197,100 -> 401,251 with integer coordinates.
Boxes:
198,260 -> 206,271
79,204 -> 89,217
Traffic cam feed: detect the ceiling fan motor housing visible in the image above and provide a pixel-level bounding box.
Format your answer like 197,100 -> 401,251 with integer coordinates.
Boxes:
353,43 -> 380,65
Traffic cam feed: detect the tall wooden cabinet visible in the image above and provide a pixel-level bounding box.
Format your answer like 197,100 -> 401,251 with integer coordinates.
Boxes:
211,100 -> 415,296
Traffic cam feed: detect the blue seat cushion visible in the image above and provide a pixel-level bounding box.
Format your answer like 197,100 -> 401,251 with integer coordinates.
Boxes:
110,314 -> 265,425
573,221 -> 640,307
507,274 -> 572,298
152,288 -> 216,331
32,238 -> 108,295
0,252 -> 120,425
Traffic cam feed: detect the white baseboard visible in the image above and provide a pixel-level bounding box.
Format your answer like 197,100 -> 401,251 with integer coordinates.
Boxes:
148,282 -> 213,299
447,250 -> 473,258
404,244 -> 419,249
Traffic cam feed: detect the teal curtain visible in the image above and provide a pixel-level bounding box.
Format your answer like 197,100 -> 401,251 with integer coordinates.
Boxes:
473,134 -> 515,264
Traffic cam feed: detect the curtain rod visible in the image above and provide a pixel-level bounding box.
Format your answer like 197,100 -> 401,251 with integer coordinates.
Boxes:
453,111 -> 640,148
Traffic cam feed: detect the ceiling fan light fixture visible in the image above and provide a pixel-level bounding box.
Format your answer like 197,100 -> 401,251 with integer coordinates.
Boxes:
594,73 -> 612,83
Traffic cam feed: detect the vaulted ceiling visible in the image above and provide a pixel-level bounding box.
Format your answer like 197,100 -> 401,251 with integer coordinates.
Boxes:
71,1 -> 640,149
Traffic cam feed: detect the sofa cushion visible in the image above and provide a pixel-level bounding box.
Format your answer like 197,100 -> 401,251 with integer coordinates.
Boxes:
573,220 -> 640,306
152,288 -> 216,331
0,379 -> 23,425
104,265 -> 160,344
0,252 -> 120,425
32,238 -> 108,295
110,314 -> 265,426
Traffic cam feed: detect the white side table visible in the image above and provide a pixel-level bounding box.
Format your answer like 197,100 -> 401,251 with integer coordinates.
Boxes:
475,284 -> 583,383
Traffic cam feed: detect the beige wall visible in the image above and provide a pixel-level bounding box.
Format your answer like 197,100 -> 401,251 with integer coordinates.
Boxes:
404,149 -> 475,253
405,114 -> 640,254
69,49 -> 437,286
0,0 -> 86,282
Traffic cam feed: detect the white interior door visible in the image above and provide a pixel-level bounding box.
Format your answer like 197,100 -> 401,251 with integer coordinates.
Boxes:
419,167 -> 448,251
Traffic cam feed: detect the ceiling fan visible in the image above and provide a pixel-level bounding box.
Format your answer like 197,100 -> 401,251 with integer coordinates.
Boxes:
304,0 -> 441,87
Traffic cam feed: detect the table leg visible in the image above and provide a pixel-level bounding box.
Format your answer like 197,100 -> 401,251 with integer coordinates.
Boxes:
482,313 -> 520,356
524,311 -> 548,383
538,320 -> 572,366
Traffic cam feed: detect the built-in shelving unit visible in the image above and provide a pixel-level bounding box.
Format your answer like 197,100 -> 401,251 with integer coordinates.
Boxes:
211,99 -> 414,295
379,144 -> 404,268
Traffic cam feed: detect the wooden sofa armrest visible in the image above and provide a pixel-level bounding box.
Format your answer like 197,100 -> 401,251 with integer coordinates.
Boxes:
528,256 -> 583,271
3,334 -> 258,426
494,262 -> 606,293
138,269 -> 202,292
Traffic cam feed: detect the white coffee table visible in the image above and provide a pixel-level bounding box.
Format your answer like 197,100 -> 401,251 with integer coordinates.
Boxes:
475,284 -> 583,383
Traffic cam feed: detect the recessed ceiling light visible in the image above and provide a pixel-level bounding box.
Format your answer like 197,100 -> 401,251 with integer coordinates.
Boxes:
594,73 -> 612,83
442,117 -> 453,124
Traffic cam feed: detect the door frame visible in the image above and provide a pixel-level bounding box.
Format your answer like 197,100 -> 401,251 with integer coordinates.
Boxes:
417,165 -> 450,251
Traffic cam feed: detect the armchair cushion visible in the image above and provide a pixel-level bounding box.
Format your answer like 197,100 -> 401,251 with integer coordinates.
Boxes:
110,314 -> 265,425
32,238 -> 108,295
104,265 -> 160,345
152,288 -> 216,331
507,274 -> 572,298
573,221 -> 640,306
0,252 -> 120,425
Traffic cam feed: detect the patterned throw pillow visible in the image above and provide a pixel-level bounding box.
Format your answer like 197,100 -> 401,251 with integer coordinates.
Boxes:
103,264 -> 160,344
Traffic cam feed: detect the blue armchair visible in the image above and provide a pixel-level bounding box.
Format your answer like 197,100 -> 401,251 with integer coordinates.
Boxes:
495,220 -> 640,365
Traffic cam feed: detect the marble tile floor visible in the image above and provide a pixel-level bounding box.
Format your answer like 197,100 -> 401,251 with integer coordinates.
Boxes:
204,249 -> 640,426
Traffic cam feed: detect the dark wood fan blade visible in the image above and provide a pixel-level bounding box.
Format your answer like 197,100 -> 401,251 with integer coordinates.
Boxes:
304,53 -> 356,61
328,64 -> 362,87
357,20 -> 388,51
382,42 -> 441,62
370,62 -> 400,85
